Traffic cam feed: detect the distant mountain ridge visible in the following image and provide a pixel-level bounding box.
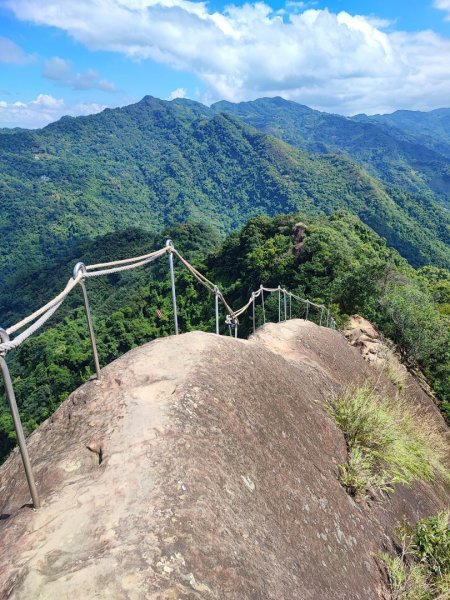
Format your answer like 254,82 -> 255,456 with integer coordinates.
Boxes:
354,107 -> 450,158
1,94 -> 450,296
211,97 -> 450,208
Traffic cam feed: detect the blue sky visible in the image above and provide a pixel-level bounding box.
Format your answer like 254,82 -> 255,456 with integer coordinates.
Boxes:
1,0 -> 450,127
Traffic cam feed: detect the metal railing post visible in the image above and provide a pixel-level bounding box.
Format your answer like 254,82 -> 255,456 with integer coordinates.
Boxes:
289,293 -> 292,320
305,299 -> 310,320
234,319 -> 238,338
252,292 -> 256,333
319,306 -> 324,326
165,240 -> 179,335
260,285 -> 265,324
0,330 -> 40,509
73,263 -> 101,380
283,290 -> 287,321
214,286 -> 220,335
278,285 -> 281,322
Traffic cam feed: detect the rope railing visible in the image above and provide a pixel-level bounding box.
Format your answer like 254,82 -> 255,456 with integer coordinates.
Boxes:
0,239 -> 337,508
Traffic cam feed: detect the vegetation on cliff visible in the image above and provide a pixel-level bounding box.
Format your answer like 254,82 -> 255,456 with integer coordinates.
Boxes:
382,511 -> 450,599
0,211 -> 449,463
326,385 -> 449,499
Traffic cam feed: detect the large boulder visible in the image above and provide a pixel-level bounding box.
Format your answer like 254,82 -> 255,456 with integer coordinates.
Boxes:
0,321 -> 448,599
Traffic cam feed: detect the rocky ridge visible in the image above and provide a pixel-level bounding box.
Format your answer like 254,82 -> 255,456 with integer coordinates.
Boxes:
0,320 -> 448,599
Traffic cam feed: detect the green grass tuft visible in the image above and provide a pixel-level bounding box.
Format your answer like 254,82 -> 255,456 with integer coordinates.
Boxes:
327,385 -> 449,499
381,512 -> 450,599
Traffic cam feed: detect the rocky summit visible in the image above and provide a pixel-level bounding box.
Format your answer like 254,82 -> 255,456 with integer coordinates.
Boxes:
0,320 -> 448,599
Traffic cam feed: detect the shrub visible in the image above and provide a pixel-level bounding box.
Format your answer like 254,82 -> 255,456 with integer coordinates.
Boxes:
408,511 -> 450,580
381,512 -> 450,599
381,553 -> 430,600
327,385 -> 449,499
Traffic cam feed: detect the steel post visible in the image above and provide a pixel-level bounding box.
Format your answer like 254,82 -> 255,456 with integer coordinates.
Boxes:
0,330 -> 40,509
165,240 -> 179,335
214,286 -> 220,335
74,263 -> 101,379
289,293 -> 292,320
278,286 -> 281,322
283,290 -> 287,321
252,292 -> 256,333
305,300 -> 309,320
319,306 -> 324,326
260,285 -> 265,324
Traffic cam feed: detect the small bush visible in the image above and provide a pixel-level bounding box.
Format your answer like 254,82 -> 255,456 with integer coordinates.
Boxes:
381,512 -> 450,599
327,385 -> 449,498
408,511 -> 450,581
381,553 -> 430,600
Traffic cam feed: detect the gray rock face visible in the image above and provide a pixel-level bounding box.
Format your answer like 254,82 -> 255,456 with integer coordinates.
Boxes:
0,321 -> 448,599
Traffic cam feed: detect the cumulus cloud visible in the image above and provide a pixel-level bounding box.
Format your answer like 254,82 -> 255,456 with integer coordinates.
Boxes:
42,56 -> 117,92
0,93 -> 107,128
5,0 -> 450,114
167,87 -> 187,100
0,36 -> 33,64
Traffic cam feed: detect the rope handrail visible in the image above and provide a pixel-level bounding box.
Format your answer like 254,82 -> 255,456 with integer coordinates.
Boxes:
85,247 -> 168,278
85,246 -> 169,271
1,242 -> 337,355
5,273 -> 83,337
230,286 -> 336,329
0,236 -> 337,509
1,300 -> 64,353
172,249 -> 236,317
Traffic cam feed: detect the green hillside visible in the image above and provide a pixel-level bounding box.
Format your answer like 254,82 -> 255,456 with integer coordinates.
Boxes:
212,97 -> 450,208
356,108 -> 450,158
1,212 -> 448,463
1,94 -> 450,301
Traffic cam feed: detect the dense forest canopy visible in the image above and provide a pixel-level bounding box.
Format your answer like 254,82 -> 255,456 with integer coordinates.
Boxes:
1,95 -> 450,305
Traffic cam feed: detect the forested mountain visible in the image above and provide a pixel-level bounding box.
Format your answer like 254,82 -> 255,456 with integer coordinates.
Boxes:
2,94 -> 450,462
354,108 -> 450,158
1,94 -> 450,301
1,212 -> 449,462
212,97 -> 450,208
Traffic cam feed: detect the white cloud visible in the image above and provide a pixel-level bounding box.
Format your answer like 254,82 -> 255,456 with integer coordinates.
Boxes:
434,0 -> 450,19
71,69 -> 117,92
5,0 -> 450,114
43,56 -> 72,79
42,56 -> 117,92
0,93 -> 108,128
167,87 -> 187,100
0,36 -> 33,64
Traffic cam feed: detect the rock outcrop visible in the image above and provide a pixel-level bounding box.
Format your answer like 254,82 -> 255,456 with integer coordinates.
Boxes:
0,320 -> 448,599
343,315 -> 388,364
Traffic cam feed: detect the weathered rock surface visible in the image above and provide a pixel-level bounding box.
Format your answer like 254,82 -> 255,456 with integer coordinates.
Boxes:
0,320 -> 448,599
343,315 -> 445,414
343,315 -> 387,364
